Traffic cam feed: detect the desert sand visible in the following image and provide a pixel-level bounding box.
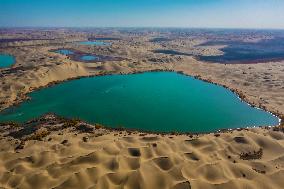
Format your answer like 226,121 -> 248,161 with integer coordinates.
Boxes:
0,114 -> 284,189
0,28 -> 284,189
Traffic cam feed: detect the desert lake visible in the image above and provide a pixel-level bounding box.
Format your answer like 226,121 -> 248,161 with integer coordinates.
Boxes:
199,38 -> 284,63
0,72 -> 279,132
0,54 -> 15,68
54,49 -> 120,62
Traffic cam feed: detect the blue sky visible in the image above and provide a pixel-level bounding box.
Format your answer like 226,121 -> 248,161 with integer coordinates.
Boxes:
0,0 -> 284,28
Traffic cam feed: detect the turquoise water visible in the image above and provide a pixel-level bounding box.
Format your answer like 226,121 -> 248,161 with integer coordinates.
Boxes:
55,49 -> 74,55
78,41 -> 110,46
0,72 -> 278,133
54,49 -> 101,62
81,55 -> 99,61
0,54 -> 15,68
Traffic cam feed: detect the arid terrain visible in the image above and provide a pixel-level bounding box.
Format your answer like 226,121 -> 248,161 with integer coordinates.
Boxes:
0,28 -> 284,189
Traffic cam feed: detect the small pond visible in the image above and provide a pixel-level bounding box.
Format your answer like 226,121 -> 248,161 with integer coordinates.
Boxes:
54,48 -> 123,63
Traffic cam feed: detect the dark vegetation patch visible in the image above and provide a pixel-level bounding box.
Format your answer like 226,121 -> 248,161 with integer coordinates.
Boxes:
152,143 -> 157,147
3,114 -> 96,141
95,124 -> 104,129
273,117 -> 284,132
172,181 -> 191,189
152,49 -> 192,56
8,123 -> 38,139
0,38 -> 54,43
0,66 -> 35,75
214,133 -> 220,137
82,136 -> 88,142
76,124 -> 94,133
62,118 -> 81,128
0,121 -> 20,128
15,141 -> 25,150
25,129 -> 50,141
234,136 -> 248,144
252,168 -> 266,174
61,139 -> 69,145
141,136 -> 158,141
240,148 -> 263,160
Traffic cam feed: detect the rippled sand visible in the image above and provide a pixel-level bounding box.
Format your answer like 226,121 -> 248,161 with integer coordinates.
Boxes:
0,115 -> 284,189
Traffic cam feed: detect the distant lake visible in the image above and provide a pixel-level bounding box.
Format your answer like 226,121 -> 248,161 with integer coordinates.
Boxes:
55,49 -> 74,55
153,49 -> 192,56
198,38 -> 284,64
80,55 -> 99,61
0,72 -> 278,133
0,54 -> 15,68
53,48 -> 123,63
78,41 -> 111,46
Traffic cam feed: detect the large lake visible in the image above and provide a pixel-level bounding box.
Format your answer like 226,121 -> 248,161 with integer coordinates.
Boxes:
0,72 -> 278,132
199,38 -> 284,63
0,54 -> 15,68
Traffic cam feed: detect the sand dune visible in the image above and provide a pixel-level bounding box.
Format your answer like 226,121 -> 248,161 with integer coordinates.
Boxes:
0,115 -> 283,189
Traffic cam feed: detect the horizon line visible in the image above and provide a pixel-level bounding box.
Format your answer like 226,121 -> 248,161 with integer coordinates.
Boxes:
1,26 -> 284,30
